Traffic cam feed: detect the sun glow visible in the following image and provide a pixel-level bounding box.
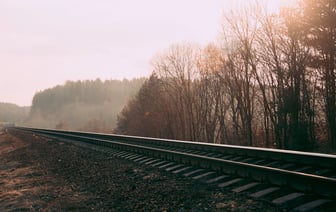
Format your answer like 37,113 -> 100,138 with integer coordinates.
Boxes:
266,0 -> 298,13
224,0 -> 299,16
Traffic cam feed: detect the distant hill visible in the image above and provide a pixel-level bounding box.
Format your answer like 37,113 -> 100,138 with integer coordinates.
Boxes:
26,78 -> 146,132
0,102 -> 30,124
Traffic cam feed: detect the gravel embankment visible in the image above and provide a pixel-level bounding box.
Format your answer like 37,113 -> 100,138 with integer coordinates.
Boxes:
1,129 -> 286,211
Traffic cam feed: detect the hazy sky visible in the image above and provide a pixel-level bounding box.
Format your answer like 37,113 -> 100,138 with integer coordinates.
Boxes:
0,0 -> 294,106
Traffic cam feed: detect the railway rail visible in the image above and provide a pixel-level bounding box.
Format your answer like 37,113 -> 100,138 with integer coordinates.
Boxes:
9,127 -> 336,211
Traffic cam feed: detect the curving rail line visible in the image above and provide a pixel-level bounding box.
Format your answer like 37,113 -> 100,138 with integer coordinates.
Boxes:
9,127 -> 336,210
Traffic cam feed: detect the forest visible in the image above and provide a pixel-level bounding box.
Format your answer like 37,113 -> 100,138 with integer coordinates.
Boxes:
0,102 -> 29,124
26,78 -> 145,132
115,0 -> 336,153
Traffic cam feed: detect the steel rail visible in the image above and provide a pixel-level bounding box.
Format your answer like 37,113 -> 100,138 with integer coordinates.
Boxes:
18,127 -> 336,168
10,127 -> 336,198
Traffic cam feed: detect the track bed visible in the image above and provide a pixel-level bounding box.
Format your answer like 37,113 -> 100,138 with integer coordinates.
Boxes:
1,129 -> 284,211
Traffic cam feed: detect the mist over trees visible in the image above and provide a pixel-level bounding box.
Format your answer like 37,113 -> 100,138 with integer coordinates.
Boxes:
0,102 -> 29,124
27,78 -> 145,132
116,0 -> 336,152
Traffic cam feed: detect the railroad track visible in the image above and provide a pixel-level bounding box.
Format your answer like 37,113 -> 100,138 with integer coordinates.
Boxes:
10,127 -> 336,211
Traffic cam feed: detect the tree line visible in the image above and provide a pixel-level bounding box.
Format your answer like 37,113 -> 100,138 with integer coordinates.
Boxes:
0,102 -> 29,124
28,78 -> 145,132
115,0 -> 336,152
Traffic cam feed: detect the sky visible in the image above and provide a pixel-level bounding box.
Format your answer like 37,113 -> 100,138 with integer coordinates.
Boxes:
0,0 -> 295,106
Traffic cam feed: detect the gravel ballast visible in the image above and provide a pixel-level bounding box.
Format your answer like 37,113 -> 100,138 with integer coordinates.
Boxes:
0,129 -> 286,211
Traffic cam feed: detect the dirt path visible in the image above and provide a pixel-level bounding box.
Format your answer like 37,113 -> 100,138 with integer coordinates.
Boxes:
0,128 -> 285,211
0,129 -> 90,211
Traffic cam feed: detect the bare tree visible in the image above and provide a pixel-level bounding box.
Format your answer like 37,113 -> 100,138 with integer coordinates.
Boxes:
152,43 -> 200,141
196,44 -> 230,143
220,6 -> 260,146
